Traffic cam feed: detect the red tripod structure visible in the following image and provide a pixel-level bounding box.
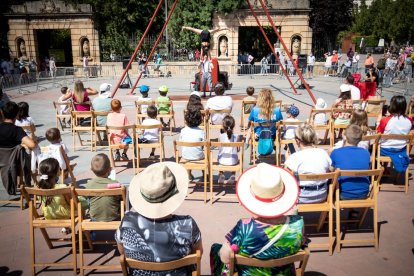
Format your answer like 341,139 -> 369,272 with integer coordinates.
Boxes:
111,0 -> 317,105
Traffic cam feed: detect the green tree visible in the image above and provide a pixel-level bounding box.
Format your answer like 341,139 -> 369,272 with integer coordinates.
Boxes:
351,0 -> 414,44
309,0 -> 354,57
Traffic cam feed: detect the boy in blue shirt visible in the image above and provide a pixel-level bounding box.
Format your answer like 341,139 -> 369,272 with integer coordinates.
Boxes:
330,124 -> 371,199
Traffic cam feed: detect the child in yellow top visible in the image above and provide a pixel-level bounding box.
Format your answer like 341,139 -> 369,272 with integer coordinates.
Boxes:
38,158 -> 87,223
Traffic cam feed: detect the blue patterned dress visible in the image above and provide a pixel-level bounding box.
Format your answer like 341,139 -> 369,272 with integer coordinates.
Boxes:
210,215 -> 304,275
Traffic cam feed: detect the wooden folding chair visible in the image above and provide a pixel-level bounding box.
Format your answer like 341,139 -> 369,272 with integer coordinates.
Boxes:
330,108 -> 354,146
73,187 -> 126,276
134,100 -> 155,124
106,125 -> 137,173
120,250 -> 201,276
307,108 -> 332,146
206,109 -> 232,140
135,123 -> 164,172
93,111 -> 110,151
361,134 -> 380,169
363,98 -> 386,128
376,134 -> 413,193
156,100 -> 176,135
297,170 -> 340,255
33,145 -> 77,186
72,110 -> 94,151
275,120 -> 303,166
240,100 -> 256,135
174,141 -> 209,203
248,121 -> 278,165
209,141 -> 244,203
53,101 -> 73,132
21,186 -> 77,275
335,169 -> 384,252
229,248 -> 310,276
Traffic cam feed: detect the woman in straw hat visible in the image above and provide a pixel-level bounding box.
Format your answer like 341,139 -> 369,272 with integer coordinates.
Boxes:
285,123 -> 332,203
210,163 -> 304,275
115,162 -> 203,275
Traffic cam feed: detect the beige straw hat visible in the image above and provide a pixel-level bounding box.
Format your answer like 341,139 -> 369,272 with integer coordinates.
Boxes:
129,162 -> 189,219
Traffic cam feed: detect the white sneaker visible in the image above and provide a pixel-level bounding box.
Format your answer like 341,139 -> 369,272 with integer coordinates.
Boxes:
218,174 -> 226,184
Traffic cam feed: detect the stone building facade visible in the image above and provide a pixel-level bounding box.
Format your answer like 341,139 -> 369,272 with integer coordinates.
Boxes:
211,0 -> 312,63
6,0 -> 99,65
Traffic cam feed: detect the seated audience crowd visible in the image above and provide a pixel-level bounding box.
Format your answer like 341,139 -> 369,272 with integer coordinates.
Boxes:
0,73 -> 413,275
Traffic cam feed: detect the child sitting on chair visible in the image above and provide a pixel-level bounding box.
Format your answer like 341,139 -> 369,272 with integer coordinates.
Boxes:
32,128 -> 74,180
85,153 -> 121,222
107,99 -> 130,161
180,106 -> 205,180
217,115 -> 240,185
242,86 -> 256,115
157,85 -> 171,127
331,124 -> 371,200
141,105 -> 162,159
283,105 -> 300,155
137,84 -> 152,116
58,87 -> 72,126
37,158 -> 87,233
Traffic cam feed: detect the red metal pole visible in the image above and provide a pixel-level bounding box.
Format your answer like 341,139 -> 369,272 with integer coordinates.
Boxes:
129,0 -> 179,95
258,0 -> 317,104
245,0 -> 301,96
111,0 -> 165,98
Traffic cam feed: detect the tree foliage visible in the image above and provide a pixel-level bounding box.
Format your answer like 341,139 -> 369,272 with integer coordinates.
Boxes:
351,0 -> 414,43
309,0 -> 354,57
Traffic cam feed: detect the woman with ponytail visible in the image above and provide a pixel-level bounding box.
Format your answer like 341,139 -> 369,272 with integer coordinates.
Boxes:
217,115 -> 240,185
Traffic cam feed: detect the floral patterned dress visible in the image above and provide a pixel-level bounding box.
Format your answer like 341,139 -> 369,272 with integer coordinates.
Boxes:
210,215 -> 304,276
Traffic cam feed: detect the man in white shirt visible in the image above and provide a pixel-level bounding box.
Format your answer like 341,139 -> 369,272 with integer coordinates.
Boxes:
342,75 -> 360,108
199,54 -> 213,97
352,52 -> 360,73
307,53 -> 315,79
206,82 -> 233,125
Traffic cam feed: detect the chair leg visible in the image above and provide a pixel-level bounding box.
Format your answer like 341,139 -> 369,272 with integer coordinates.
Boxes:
209,169 -> 214,204
71,224 -> 77,275
79,227 -> 84,276
374,202 -> 379,251
358,207 -> 369,228
316,211 -> 328,232
405,169 -> 409,194
30,223 -> 36,276
40,228 -> 54,249
336,203 -> 341,253
328,210 -> 333,255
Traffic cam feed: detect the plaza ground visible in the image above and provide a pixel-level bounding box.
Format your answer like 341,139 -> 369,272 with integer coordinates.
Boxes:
0,73 -> 413,275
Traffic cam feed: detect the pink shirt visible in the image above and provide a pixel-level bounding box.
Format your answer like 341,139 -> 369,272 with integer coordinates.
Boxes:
72,91 -> 90,111
107,112 -> 129,144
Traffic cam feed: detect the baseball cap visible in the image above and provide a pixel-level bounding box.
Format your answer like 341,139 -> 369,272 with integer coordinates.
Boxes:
159,85 -> 168,93
287,105 -> 300,117
140,85 -> 150,93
